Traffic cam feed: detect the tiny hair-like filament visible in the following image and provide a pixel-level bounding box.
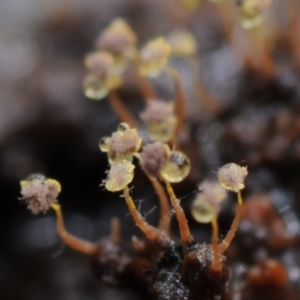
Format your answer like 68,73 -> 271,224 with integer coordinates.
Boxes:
123,186 -> 162,241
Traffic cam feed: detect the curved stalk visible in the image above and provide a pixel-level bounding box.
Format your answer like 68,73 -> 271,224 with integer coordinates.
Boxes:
51,203 -> 97,256
148,175 -> 171,235
219,202 -> 243,253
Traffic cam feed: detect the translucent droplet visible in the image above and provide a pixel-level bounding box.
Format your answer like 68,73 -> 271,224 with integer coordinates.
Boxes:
191,195 -> 219,223
45,179 -> 61,193
99,137 -> 111,152
117,122 -> 130,132
160,151 -> 191,183
83,74 -> 108,100
26,173 -> 46,183
148,121 -> 176,143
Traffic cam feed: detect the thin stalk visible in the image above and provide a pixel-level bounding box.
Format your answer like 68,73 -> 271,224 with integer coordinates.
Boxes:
134,153 -> 171,235
132,55 -> 157,100
211,218 -> 221,271
195,80 -> 222,115
237,190 -> 243,205
189,56 -> 222,115
135,71 -> 157,100
164,65 -> 187,135
246,27 -> 275,77
219,203 -> 243,253
123,186 -> 161,241
164,180 -> 193,244
109,90 -> 138,128
148,175 -> 171,235
288,0 -> 300,68
213,1 -> 236,40
50,203 -> 97,256
110,218 -> 121,244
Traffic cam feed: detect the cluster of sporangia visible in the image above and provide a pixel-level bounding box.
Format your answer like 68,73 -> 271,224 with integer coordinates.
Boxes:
19,18 -> 249,300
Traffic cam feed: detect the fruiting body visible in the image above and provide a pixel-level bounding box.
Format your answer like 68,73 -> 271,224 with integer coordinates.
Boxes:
105,161 -> 135,192
138,37 -> 172,78
192,181 -> 226,223
140,100 -> 177,142
218,163 -> 248,193
20,174 -> 61,214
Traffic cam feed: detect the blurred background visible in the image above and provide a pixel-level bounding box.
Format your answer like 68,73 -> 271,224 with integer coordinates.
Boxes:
1,0 -> 300,299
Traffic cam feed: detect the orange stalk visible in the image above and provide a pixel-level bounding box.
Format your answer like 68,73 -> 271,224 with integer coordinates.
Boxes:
148,175 -> 171,235
195,80 -> 222,115
164,65 -> 187,134
288,0 -> 300,68
213,1 -> 236,40
51,203 -> 97,256
132,55 -> 157,100
211,218 -> 222,271
123,186 -> 161,241
247,27 -> 275,77
219,203 -> 243,253
109,91 -> 138,128
110,218 -> 121,243
135,71 -> 157,100
164,180 -> 193,244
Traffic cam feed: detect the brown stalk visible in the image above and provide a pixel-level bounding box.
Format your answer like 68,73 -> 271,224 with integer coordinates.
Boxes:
110,217 -> 121,243
132,55 -> 157,100
219,202 -> 243,253
123,185 -> 162,241
51,203 -> 98,256
148,175 -> 171,235
164,180 -> 193,244
247,27 -> 275,77
164,65 -> 187,135
212,0 -> 236,40
288,0 -> 300,68
211,218 -> 222,271
109,90 -> 138,128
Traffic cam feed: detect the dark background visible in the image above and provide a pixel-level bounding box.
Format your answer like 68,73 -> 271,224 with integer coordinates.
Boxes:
1,0 -> 300,299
